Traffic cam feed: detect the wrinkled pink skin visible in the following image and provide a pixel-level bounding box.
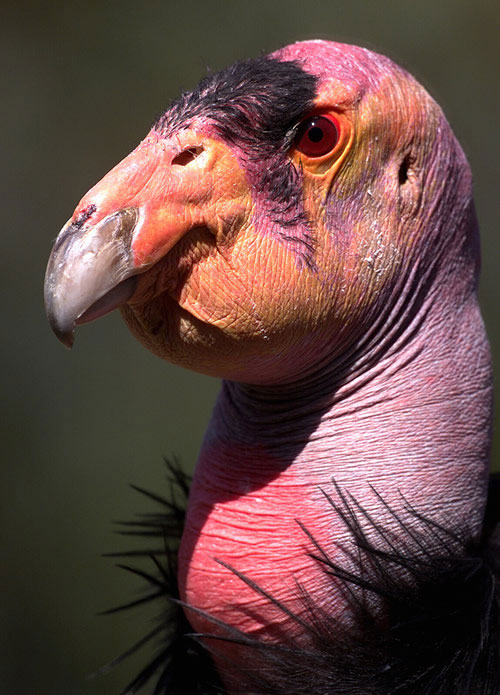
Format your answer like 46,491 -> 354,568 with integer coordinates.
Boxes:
177,42 -> 492,687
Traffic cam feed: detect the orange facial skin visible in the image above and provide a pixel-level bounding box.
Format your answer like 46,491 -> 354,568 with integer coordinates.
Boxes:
47,40 -> 449,388
65,113 -> 357,383
61,71 -> 414,384
120,118 -> 355,384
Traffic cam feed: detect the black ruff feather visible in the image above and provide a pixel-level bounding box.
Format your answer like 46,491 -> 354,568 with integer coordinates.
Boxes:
104,461 -> 500,695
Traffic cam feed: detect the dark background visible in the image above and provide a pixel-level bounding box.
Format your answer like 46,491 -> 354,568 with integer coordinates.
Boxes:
2,1 -> 498,693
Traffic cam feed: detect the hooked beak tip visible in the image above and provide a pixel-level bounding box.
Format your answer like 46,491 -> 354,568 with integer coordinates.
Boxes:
58,329 -> 75,350
46,307 -> 75,349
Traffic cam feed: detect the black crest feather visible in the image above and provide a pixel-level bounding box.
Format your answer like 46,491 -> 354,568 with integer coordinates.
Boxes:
153,56 -> 317,158
153,57 -> 319,263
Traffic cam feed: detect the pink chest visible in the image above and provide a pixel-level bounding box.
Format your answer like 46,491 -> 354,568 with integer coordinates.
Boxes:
177,448 -> 339,643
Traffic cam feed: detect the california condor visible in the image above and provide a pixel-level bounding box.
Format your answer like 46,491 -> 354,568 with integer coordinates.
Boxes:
45,40 -> 499,694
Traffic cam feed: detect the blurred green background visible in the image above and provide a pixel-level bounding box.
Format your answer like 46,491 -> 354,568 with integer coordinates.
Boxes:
2,1 -> 498,693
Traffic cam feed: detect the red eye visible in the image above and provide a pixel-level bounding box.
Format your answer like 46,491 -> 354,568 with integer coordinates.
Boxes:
294,115 -> 340,157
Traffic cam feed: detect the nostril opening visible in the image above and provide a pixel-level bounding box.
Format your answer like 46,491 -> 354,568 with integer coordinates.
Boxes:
172,146 -> 204,166
74,204 -> 97,231
398,156 -> 410,185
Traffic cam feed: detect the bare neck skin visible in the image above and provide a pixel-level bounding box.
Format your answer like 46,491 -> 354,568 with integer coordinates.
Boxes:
178,287 -> 492,671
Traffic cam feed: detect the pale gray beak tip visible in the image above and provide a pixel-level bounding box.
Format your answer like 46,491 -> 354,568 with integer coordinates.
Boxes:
45,303 -> 75,349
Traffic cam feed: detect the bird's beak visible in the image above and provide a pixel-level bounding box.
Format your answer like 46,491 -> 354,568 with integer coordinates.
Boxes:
44,207 -> 140,348
44,134 -> 230,348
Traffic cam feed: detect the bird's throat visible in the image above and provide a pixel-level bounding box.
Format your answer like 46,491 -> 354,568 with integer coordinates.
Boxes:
178,295 -> 492,686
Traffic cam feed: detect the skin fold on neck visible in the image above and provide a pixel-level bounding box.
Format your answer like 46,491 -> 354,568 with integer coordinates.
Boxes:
178,283 -> 492,681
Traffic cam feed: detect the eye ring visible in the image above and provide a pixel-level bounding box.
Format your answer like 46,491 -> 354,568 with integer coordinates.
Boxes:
294,115 -> 340,158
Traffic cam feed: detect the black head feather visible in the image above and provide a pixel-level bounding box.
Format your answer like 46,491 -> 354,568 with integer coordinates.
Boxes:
154,57 -> 319,264
153,56 -> 317,158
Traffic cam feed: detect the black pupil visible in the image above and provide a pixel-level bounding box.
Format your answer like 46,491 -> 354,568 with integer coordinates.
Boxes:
308,125 -> 323,143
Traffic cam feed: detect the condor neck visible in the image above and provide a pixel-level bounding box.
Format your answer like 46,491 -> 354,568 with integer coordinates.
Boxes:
179,291 -> 491,685
202,291 -> 492,536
